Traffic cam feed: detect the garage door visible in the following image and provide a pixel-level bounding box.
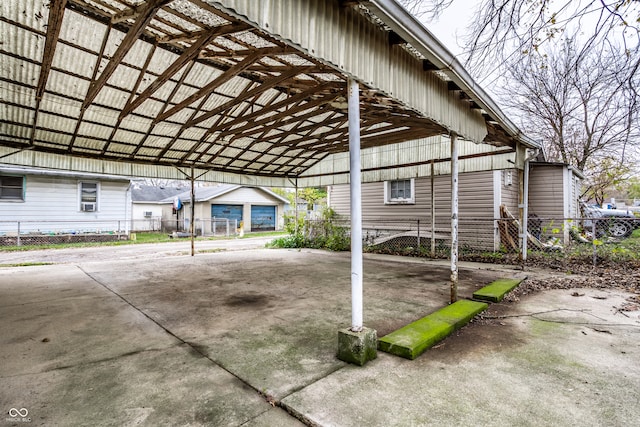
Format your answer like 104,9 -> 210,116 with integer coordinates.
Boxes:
251,205 -> 276,231
211,205 -> 243,227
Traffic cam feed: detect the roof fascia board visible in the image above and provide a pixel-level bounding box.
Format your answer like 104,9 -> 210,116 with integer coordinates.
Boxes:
0,165 -> 132,181
362,0 -> 539,149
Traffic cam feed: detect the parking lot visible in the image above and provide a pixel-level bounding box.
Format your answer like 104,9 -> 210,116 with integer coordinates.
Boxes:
1,241 -> 639,426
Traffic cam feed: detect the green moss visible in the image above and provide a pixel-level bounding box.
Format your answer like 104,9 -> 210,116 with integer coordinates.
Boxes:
378,318 -> 453,360
473,278 -> 523,302
429,300 -> 489,329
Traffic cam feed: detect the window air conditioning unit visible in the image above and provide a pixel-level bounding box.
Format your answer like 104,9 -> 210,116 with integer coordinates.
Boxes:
144,211 -> 153,218
81,202 -> 96,212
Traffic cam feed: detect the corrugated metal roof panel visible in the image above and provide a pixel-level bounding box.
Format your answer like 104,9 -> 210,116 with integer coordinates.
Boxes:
1,0 -> 531,183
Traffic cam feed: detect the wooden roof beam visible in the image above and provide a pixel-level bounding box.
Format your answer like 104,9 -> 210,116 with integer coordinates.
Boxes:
230,109 -> 343,142
120,25 -> 249,119
82,0 -> 171,110
224,92 -> 342,140
187,66 -> 315,127
37,0 -> 67,100
154,46 -> 296,123
209,82 -> 337,133
159,22 -> 252,44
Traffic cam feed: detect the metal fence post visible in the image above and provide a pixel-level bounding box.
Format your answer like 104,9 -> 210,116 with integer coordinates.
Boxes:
17,221 -> 21,247
592,219 -> 597,267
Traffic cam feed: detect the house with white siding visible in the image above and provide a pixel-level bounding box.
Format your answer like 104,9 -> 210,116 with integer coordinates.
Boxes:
130,184 -> 186,231
0,165 -> 131,243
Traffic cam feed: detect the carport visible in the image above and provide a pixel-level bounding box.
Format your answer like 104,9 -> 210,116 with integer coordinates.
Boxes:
0,0 -> 538,361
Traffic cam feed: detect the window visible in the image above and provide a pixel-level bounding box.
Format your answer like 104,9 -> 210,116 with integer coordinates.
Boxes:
79,182 -> 99,211
0,175 -> 24,200
384,179 -> 415,204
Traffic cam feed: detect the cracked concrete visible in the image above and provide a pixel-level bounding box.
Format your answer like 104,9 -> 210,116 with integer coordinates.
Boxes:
1,240 -> 639,426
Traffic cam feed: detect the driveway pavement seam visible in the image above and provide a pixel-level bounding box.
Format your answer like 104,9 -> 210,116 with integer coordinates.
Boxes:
76,264 -> 309,425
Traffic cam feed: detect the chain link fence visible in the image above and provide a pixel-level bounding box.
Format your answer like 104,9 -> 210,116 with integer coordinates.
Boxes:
305,214 -> 640,267
0,220 -> 128,246
0,217 -> 240,246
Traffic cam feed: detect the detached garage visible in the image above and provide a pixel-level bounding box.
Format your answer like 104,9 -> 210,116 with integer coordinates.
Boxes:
166,185 -> 288,234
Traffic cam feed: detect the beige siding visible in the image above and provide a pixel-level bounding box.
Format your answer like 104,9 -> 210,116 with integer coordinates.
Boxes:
500,169 -> 521,215
328,170 -> 527,251
330,171 -> 496,220
528,165 -> 565,220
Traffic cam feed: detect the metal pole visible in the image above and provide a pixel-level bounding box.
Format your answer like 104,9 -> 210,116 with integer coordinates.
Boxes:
190,167 -> 195,256
431,160 -> 435,257
450,132 -> 459,303
348,78 -> 363,332
295,177 -> 299,236
522,159 -> 531,263
592,220 -> 597,267
17,221 -> 21,247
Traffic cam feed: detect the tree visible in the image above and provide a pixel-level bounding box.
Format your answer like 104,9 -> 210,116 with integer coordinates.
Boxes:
500,35 -> 639,171
580,157 -> 633,206
400,1 -> 639,74
299,187 -> 327,211
396,0 -> 640,211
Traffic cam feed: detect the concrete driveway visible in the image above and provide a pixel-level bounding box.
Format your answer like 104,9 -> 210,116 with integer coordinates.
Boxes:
1,243 -> 639,426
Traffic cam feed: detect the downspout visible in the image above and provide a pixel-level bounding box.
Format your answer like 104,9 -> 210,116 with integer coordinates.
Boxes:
521,149 -> 539,263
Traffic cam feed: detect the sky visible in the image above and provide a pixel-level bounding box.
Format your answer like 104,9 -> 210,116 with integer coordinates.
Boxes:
420,2 -> 474,58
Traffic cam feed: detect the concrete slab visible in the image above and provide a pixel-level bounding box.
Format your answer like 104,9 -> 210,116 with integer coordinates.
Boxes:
473,278 -> 523,302
282,289 -> 640,426
2,244 -> 638,426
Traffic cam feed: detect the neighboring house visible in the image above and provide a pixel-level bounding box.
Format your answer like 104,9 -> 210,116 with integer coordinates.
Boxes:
0,165 -> 131,243
527,162 -> 584,244
130,184 -> 186,231
161,185 -> 289,234
328,161 -> 584,251
328,169 -> 520,251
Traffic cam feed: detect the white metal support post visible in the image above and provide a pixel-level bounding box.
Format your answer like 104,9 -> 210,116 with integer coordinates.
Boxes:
348,78 -> 363,332
450,132 -> 459,303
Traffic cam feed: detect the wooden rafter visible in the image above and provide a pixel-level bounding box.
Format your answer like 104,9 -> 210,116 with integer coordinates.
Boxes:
82,0 -> 171,110
99,42 -> 159,155
229,109 -> 342,142
119,24 -> 249,119
209,83 -> 338,134
153,50 -> 264,123
186,66 -> 316,127
37,0 -> 67,100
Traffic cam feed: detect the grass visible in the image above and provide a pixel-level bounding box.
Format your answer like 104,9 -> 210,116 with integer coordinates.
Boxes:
0,230 -> 286,252
0,262 -> 55,268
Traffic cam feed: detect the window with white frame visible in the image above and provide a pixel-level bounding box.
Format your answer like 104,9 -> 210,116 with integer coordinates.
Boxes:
79,181 -> 99,212
384,179 -> 415,204
0,175 -> 24,200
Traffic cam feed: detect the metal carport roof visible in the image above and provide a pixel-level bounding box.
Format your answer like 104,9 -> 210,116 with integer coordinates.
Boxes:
1,0 -> 537,186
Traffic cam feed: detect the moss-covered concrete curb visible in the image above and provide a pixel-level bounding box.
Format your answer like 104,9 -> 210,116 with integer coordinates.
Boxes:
473,278 -> 524,302
378,299 -> 488,360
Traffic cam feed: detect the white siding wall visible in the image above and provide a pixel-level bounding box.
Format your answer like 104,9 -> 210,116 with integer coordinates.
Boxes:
0,174 -> 130,233
131,203 -> 165,231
